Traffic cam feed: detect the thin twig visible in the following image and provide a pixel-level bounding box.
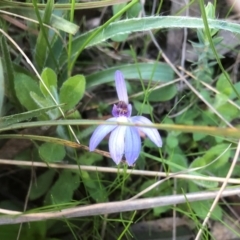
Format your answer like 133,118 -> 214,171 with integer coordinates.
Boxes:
0,158 -> 240,184
0,188 -> 239,225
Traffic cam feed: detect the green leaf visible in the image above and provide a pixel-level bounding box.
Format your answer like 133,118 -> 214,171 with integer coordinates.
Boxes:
27,222 -> 47,240
190,200 -> 222,220
29,169 -> 56,200
30,92 -> 58,119
112,3 -> 127,16
169,154 -> 188,172
190,144 -> 231,172
193,132 -> 206,141
213,93 -> 229,108
144,138 -> 160,148
166,134 -> 178,149
127,2 -> 141,18
200,89 -> 213,103
230,82 -> 240,99
78,152 -> 103,165
45,37 -> 65,71
205,2 -> 216,19
148,84 -> 177,102
40,68 -> 58,98
39,142 -> 66,162
81,171 -> 108,202
85,63 -> 174,88
14,73 -> 42,110
216,72 -> 232,96
186,182 -> 223,218
140,180 -> 172,198
216,102 -> 238,122
30,92 -> 52,108
111,3 -> 129,42
59,75 -> 85,111
0,222 -> 46,240
187,174 -> 218,189
133,100 -> 152,114
0,225 -> 19,239
176,108 -> 201,124
60,16 -> 240,66
111,33 -> 128,42
45,170 -> 79,205
111,3 -> 129,40
42,0 -> 54,24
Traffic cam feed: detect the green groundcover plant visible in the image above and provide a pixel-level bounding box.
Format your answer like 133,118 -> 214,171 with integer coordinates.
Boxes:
0,0 -> 240,239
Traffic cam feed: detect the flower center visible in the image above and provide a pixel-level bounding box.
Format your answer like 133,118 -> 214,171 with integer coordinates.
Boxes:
116,101 -> 128,116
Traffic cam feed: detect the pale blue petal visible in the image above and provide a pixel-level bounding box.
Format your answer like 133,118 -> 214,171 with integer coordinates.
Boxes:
115,70 -> 128,103
131,116 -> 162,147
125,127 -> 141,166
109,126 -> 126,164
127,104 -> 132,117
89,118 -> 117,151
111,104 -> 118,117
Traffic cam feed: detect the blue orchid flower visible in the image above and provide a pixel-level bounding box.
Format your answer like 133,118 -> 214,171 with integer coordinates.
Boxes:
89,70 -> 162,166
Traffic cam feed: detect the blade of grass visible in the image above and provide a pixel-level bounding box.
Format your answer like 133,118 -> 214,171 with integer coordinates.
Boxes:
0,134 -> 80,148
0,105 -> 64,128
0,9 -> 68,46
0,58 -> 4,116
0,30 -> 18,106
0,0 -> 131,10
33,0 -> 59,71
0,119 -> 240,139
6,8 -> 79,34
67,0 -> 75,77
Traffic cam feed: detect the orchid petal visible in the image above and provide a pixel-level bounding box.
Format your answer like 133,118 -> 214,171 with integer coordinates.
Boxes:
111,104 -> 118,117
89,118 -> 117,151
127,104 -> 132,117
131,116 -> 162,147
109,126 -> 126,164
125,127 -> 141,166
115,70 -> 128,103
